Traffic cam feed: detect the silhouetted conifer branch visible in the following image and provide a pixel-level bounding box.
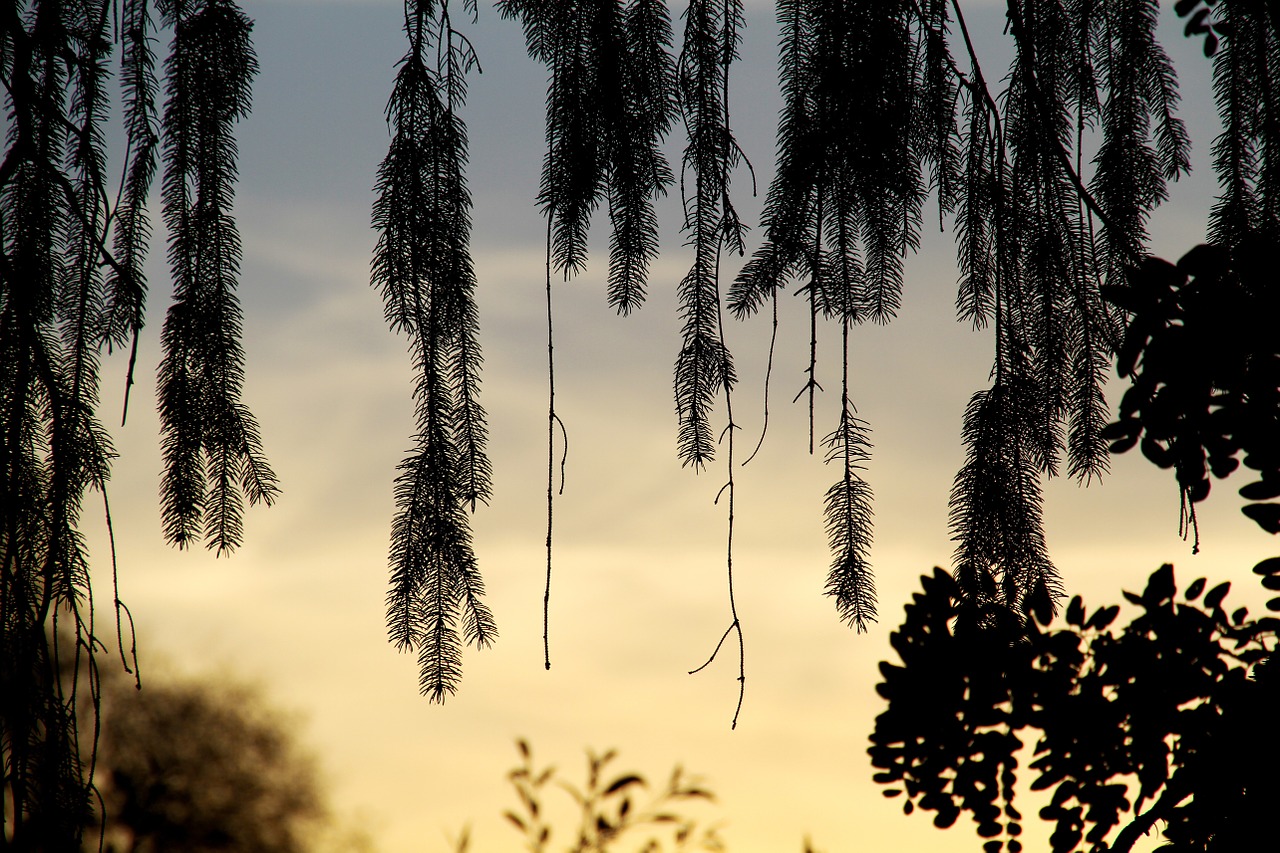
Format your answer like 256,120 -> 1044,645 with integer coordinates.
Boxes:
103,0 -> 159,368
932,0 -> 1198,606
821,354 -> 875,632
1208,1 -> 1280,246
497,0 -> 675,296
497,0 -> 678,674
671,0 -> 750,726
949,377 -> 1062,627
157,0 -> 276,554
1090,0 -> 1190,280
732,0 -> 926,328
4,0 -> 275,840
673,0 -> 743,469
373,0 -> 495,701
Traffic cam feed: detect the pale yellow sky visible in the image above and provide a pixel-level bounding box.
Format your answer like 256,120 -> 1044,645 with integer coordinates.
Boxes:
78,2 -> 1277,852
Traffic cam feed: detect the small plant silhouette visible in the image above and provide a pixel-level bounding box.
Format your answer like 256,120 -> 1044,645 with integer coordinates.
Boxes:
474,739 -> 725,853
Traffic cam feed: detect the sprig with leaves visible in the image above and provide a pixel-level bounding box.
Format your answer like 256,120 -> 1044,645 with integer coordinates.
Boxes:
488,739 -> 724,853
872,559 -> 1280,853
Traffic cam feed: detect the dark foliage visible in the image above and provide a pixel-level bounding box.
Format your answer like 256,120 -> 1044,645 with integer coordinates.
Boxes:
453,0 -> 1277,711
157,0 -> 277,554
1103,236 -> 1280,545
673,0 -> 743,470
6,7 -> 1280,846
821,342 -> 875,633
871,560 -> 1280,853
493,0 -> 679,678
949,374 -> 1059,628
670,0 -> 750,724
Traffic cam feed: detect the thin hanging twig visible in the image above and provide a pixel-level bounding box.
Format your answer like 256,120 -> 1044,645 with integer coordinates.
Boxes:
544,214 -> 556,670
742,292 -> 778,466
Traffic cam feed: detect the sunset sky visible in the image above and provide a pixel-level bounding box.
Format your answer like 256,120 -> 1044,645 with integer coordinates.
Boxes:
80,1 -> 1278,851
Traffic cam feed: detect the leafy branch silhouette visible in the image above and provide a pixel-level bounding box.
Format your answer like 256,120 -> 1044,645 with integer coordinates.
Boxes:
871,559 -> 1280,853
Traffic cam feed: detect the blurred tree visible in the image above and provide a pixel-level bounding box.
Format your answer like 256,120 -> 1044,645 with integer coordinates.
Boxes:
83,669 -> 367,853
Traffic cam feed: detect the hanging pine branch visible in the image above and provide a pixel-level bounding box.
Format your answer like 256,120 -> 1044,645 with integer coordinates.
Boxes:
900,0 -> 1193,618
4,0 -> 270,842
821,318 -> 875,632
730,0 -> 929,326
372,0 -> 496,702
949,372 -> 1060,630
157,0 -> 277,554
2,0 -> 118,841
102,0 -> 160,363
1207,0 -> 1280,247
673,0 -> 744,469
727,0 -> 937,625
671,0 -> 752,727
496,0 -> 676,304
497,0 -> 676,671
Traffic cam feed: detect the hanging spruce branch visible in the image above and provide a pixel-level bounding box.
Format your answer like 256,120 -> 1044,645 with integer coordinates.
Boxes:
821,348 -> 876,632
497,0 -> 676,671
917,0 -> 1192,617
496,0 -> 676,303
1090,0 -> 1191,277
372,0 -> 496,702
157,0 -> 277,554
4,0 -> 267,842
673,0 -> 744,469
1207,0 -> 1280,247
672,0 -> 751,727
103,0 -> 160,368
948,371 -> 1060,630
726,0 -> 937,625
730,0 -> 929,327
2,1 -> 118,841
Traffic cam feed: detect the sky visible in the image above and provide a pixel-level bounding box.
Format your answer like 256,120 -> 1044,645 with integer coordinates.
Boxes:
78,2 -> 1279,852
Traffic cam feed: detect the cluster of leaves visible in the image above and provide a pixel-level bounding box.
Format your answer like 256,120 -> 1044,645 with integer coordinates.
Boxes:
2,0 -> 268,844
483,739 -> 725,853
1174,0 -> 1228,57
1102,236 -> 1280,542
870,560 -> 1280,853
